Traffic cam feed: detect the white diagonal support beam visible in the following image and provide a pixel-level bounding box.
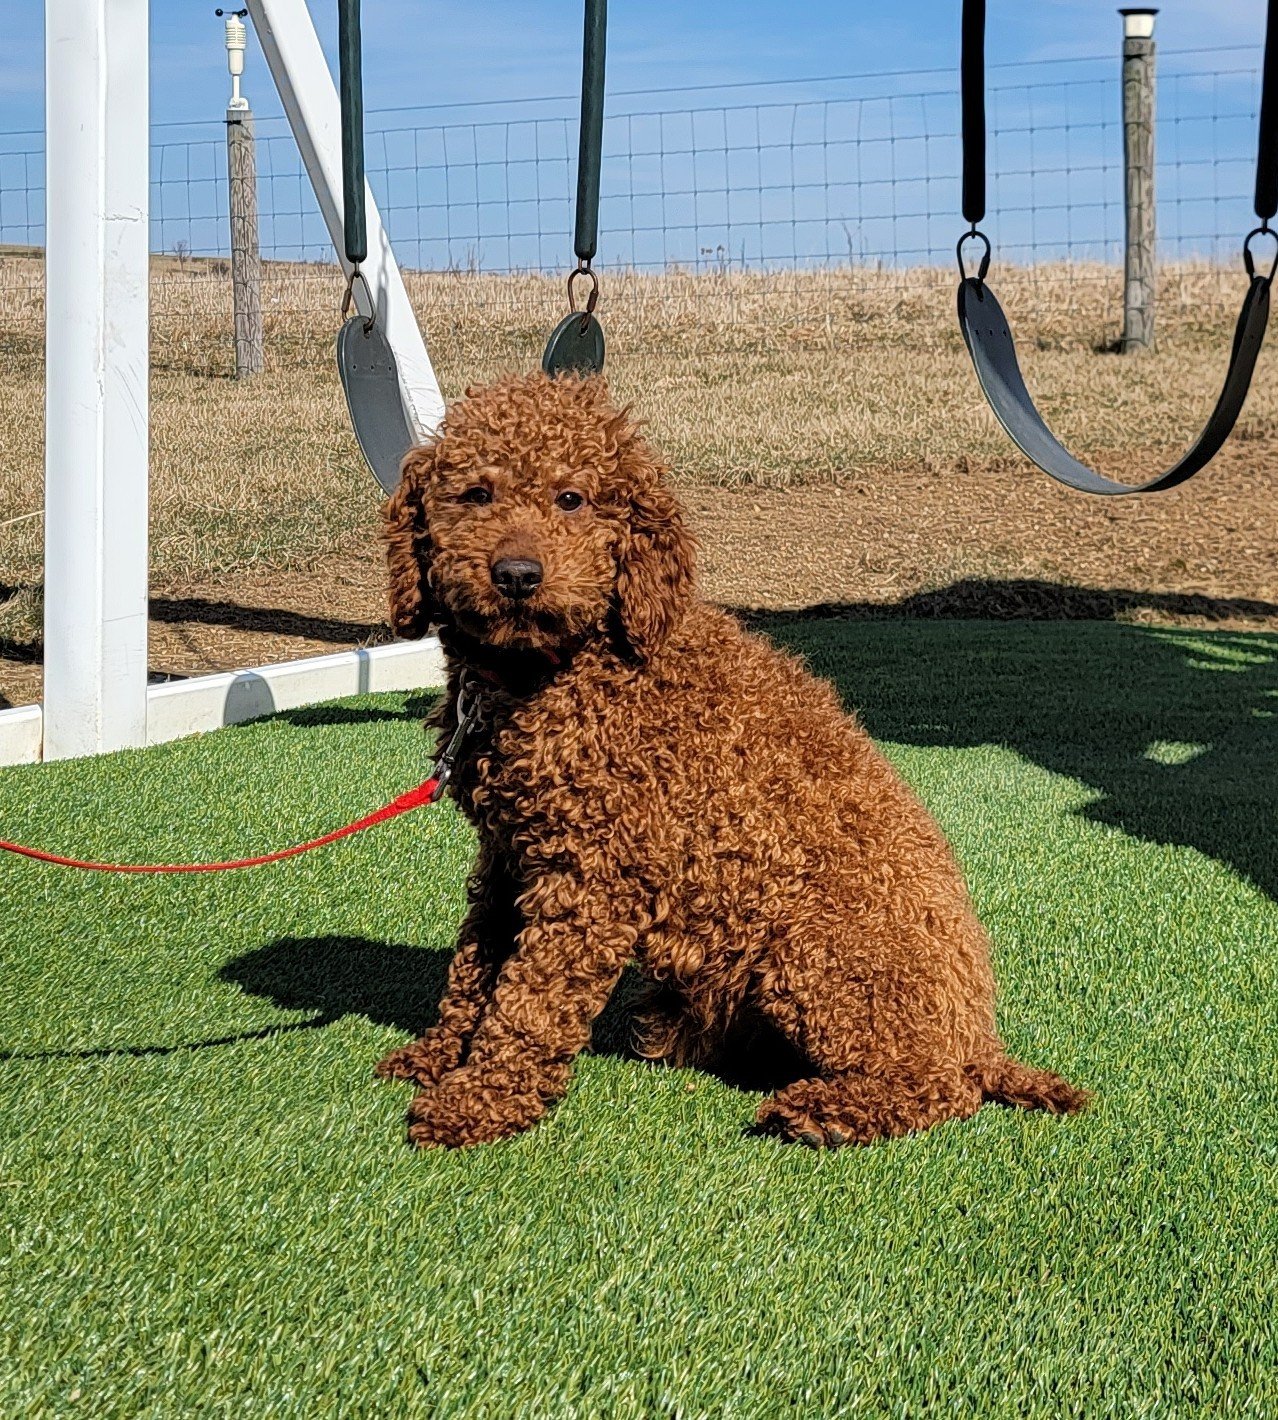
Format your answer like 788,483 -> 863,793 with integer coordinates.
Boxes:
43,0 -> 150,759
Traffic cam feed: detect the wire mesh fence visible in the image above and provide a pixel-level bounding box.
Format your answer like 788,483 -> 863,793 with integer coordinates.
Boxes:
4,44 -> 1278,706
0,46 -> 1267,378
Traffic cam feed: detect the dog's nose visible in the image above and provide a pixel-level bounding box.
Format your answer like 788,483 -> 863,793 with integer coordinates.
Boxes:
491,557 -> 543,600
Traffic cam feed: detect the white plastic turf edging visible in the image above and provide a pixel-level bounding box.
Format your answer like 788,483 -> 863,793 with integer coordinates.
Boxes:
0,637 -> 445,767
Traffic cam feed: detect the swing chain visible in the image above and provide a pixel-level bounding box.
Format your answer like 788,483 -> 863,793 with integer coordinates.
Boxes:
341,265 -> 377,334
567,258 -> 600,333
1243,222 -> 1278,283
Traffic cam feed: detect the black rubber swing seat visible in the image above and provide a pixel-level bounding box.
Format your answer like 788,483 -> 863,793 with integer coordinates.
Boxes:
541,0 -> 608,377
957,272 -> 1273,497
958,0 -> 1278,495
336,0 -> 609,492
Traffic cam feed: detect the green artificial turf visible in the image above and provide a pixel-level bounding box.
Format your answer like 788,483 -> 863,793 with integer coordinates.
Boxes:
1,620 -> 1276,1418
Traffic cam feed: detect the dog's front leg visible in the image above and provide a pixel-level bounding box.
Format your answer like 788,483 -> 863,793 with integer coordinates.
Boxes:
405,872 -> 637,1148
375,840 -> 521,1088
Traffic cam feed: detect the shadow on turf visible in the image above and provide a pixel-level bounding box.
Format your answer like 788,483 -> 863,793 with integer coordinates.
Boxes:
0,1016 -> 336,1063
219,937 -> 807,1093
219,936 -> 649,1067
740,579 -> 1278,902
255,693 -> 442,732
0,936 -> 805,1093
238,576 -> 1276,901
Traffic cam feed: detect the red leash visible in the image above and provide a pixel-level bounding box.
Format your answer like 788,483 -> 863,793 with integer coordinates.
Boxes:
0,777 -> 440,873
0,674 -> 487,875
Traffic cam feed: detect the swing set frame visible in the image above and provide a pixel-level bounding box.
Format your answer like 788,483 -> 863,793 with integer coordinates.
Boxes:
4,0 -> 1273,764
0,0 -> 447,766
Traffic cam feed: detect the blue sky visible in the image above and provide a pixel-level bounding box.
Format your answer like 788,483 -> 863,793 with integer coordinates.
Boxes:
1,3 -> 1272,271
1,1 -> 1269,135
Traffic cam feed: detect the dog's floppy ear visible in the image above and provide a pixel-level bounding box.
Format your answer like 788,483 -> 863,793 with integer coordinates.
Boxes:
614,428 -> 696,662
383,443 -> 440,639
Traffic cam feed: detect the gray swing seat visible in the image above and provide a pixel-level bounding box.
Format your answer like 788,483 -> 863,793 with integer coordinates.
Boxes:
957,272 -> 1272,497
336,316 -> 416,497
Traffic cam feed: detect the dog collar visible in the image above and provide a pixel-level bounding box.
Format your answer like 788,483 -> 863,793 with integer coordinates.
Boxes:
463,647 -> 564,689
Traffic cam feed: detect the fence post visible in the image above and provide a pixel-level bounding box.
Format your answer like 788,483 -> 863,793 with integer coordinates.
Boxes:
227,106 -> 264,376
221,11 -> 264,376
1120,8 -> 1158,352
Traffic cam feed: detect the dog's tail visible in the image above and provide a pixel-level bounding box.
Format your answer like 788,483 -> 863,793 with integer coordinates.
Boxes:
968,1048 -> 1091,1115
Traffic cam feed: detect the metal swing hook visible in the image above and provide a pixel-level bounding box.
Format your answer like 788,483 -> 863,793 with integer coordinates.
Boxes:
956,227 -> 992,285
341,265 -> 377,334
567,260 -> 600,334
1243,223 -> 1278,283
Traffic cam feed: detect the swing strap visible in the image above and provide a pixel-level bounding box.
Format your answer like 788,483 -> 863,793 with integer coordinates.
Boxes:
543,0 -> 608,376
333,0 -> 418,496
574,0 -> 607,269
957,0 -> 1278,496
338,0 -> 367,272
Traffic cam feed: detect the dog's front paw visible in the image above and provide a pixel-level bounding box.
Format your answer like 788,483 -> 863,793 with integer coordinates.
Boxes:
404,1066 -> 550,1149
374,1028 -> 462,1088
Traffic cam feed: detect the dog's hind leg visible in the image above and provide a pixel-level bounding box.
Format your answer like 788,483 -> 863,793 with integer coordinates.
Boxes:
755,1063 -> 983,1148
750,915 -> 988,1147
630,983 -> 715,1068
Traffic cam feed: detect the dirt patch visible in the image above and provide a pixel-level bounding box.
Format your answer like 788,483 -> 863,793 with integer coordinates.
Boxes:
690,441 -> 1278,618
5,261 -> 1278,710
4,446 -> 1275,710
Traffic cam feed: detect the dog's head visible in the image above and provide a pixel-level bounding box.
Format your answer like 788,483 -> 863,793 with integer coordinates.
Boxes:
383,371 -> 695,662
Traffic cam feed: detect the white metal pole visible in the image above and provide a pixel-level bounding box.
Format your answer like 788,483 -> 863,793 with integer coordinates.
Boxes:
246,0 -> 445,440
44,0 -> 150,759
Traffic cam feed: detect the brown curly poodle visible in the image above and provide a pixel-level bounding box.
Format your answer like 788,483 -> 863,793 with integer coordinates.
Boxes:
376,370 -> 1089,1149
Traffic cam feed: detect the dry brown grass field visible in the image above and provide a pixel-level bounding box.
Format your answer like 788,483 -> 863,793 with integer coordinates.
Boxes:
1,252 -> 1276,707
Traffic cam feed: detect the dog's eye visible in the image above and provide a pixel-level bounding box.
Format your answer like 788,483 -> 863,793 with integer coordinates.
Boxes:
457,486 -> 492,506
555,490 -> 585,512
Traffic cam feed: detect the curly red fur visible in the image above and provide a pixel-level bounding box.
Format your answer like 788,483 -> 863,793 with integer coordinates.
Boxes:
377,370 -> 1089,1149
